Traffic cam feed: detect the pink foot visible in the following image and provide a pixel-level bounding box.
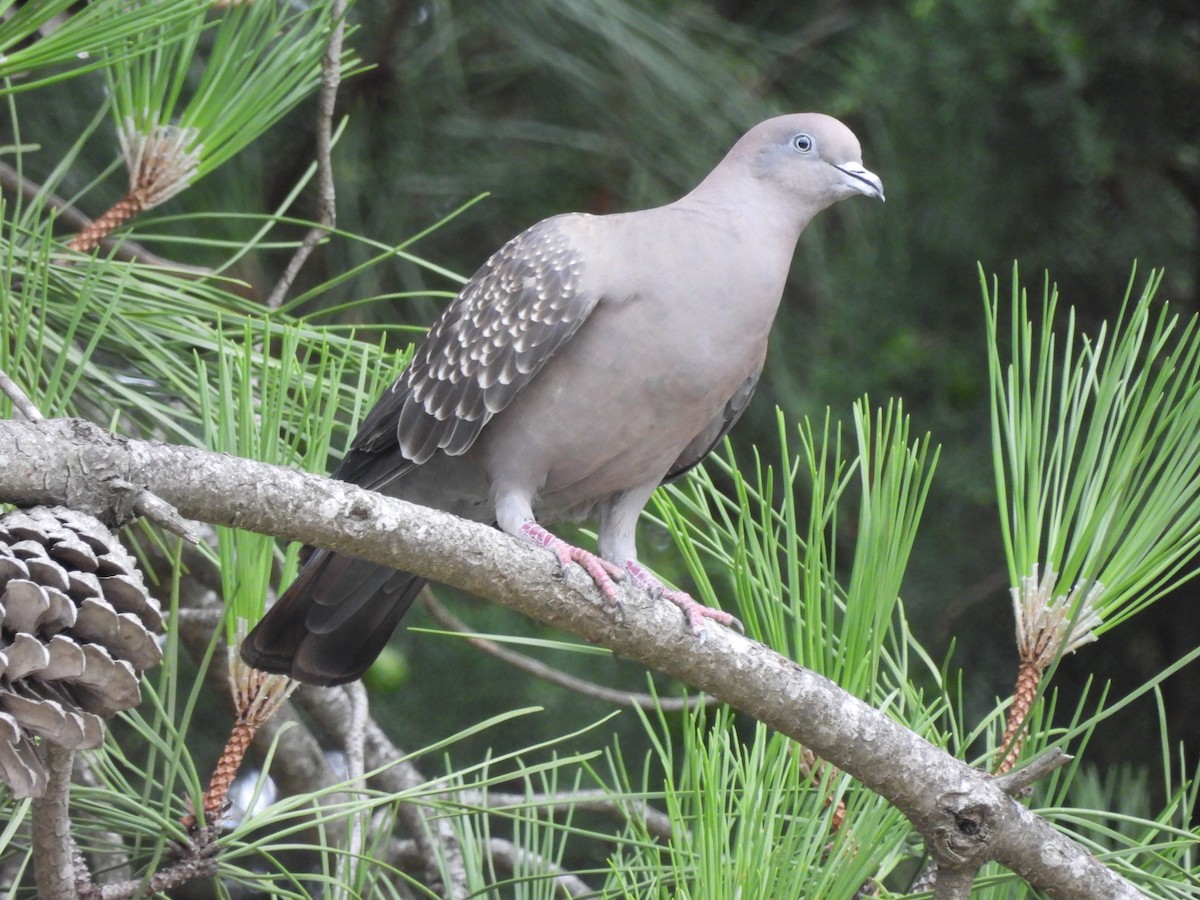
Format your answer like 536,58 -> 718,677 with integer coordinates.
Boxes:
624,561 -> 744,639
520,521 -> 625,611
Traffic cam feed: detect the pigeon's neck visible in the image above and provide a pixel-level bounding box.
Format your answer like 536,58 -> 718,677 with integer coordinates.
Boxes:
679,168 -> 814,249
653,177 -> 805,336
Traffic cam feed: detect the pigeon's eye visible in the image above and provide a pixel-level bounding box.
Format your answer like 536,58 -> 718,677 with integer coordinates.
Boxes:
791,133 -> 814,153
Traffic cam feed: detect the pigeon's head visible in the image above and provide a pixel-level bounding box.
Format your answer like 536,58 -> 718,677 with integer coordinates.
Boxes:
740,113 -> 884,209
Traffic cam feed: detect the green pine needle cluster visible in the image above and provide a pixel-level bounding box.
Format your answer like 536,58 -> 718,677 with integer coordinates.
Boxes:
0,0 -> 198,94
106,0 -> 362,197
988,265 -> 1200,634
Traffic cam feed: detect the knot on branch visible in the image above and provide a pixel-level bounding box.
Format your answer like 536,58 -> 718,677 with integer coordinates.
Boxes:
47,419 -> 135,527
931,790 -> 996,864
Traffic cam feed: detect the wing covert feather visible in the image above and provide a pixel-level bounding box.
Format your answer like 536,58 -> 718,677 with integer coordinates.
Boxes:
341,215 -> 600,484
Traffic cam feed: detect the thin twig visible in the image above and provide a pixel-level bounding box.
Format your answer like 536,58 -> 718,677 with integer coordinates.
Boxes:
458,788 -> 674,841
336,681 -> 368,900
67,192 -> 146,253
996,660 -> 1042,774
79,831 -> 220,900
483,837 -> 595,898
31,743 -> 78,899
422,590 -> 718,711
0,369 -> 43,421
187,630 -> 298,831
265,0 -> 346,309
173,603 -> 344,812
130,488 -> 202,543
999,567 -> 1103,774
994,747 -> 1073,796
387,836 -> 594,898
0,161 -> 97,234
106,476 -> 202,542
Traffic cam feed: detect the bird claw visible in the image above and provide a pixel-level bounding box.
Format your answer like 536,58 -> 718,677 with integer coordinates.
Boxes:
518,523 -> 739,635
662,588 -> 745,638
556,544 -> 626,613
520,522 -> 625,619
624,561 -> 742,638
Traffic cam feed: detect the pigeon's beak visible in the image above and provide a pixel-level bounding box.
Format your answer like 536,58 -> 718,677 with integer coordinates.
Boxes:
835,162 -> 885,202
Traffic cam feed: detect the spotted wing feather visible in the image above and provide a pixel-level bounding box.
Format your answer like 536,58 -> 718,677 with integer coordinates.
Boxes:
340,216 -> 597,487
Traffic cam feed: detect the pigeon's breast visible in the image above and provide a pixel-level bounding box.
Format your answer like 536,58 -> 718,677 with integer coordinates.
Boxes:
479,213 -> 789,518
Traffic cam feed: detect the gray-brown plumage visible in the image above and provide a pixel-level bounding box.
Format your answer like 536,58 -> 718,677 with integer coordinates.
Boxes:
242,113 -> 883,685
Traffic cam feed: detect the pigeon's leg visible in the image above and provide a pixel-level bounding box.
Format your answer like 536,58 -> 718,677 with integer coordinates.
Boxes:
496,487 -> 626,607
597,485 -> 743,638
518,520 -> 626,607
623,561 -> 744,638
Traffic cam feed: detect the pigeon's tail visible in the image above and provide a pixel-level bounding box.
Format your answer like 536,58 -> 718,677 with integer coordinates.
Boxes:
241,549 -> 425,686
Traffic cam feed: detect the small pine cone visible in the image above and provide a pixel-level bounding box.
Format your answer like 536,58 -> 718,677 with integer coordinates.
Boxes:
0,507 -> 164,798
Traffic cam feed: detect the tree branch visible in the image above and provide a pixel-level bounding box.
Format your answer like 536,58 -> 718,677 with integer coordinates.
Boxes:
931,863 -> 978,900
477,837 -> 594,898
455,789 -> 675,842
421,589 -> 717,712
388,836 -> 594,898
335,681 -> 368,900
31,744 -> 77,899
0,416 -> 1143,900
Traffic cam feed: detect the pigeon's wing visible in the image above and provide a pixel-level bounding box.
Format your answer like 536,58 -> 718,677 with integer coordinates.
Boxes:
339,216 -> 600,489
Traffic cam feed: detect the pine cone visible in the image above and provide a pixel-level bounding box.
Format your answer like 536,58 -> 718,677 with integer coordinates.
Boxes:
0,507 -> 164,798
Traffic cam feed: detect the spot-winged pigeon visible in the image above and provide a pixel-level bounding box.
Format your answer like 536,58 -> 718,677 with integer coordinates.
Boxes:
242,113 -> 884,685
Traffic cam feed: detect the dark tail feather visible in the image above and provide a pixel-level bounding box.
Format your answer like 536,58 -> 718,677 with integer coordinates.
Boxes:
241,549 -> 425,686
